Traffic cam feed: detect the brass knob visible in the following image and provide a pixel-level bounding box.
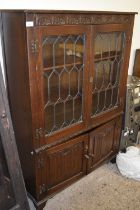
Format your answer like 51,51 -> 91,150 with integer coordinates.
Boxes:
89,153 -> 94,157
90,77 -> 93,83
84,154 -> 90,159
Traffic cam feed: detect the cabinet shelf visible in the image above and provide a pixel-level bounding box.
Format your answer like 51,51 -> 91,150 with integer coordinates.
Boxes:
43,56 -> 83,71
42,51 -> 121,71
45,93 -> 82,107
43,62 -> 83,71
94,50 -> 121,62
44,94 -> 82,135
93,84 -> 118,93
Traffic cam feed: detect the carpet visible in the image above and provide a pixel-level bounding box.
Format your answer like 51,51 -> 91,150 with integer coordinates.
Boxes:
43,163 -> 140,210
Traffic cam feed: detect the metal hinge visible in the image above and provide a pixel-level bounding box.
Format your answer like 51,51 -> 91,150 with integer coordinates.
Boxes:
39,184 -> 46,194
37,158 -> 44,168
84,144 -> 88,153
30,39 -> 39,53
120,97 -> 124,106
35,128 -> 44,140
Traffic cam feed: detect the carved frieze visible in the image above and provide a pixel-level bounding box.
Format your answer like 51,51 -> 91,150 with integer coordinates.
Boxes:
35,14 -> 131,26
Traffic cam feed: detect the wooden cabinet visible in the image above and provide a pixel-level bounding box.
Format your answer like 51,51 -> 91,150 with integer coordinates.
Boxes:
1,10 -> 136,209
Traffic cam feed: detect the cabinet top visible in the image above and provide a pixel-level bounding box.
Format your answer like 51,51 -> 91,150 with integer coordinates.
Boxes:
1,10 -> 137,26
0,10 -> 137,15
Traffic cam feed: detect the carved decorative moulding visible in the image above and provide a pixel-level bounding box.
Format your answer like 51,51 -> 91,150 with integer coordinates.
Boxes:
34,14 -> 132,26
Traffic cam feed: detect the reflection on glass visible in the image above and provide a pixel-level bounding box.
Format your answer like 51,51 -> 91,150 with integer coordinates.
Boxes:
92,32 -> 126,116
42,34 -> 85,135
42,35 -> 84,69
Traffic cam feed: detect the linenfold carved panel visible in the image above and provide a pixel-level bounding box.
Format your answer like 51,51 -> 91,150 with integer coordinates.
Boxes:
35,14 -> 131,26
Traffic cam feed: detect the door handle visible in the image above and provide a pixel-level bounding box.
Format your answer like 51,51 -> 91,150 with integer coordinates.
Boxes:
89,153 -> 94,158
84,154 -> 90,159
89,76 -> 93,83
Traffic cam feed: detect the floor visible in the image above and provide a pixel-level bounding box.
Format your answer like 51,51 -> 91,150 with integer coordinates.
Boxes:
42,163 -> 140,210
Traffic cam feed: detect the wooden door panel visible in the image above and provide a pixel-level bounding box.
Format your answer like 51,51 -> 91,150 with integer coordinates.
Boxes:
46,134 -> 88,194
36,134 -> 88,199
88,120 -> 115,171
47,142 -> 83,188
88,116 -> 122,172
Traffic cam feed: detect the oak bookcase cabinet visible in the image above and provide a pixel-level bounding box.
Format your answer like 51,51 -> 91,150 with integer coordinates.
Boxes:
1,10 -> 136,209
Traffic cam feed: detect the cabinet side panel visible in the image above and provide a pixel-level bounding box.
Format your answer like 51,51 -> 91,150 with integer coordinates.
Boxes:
133,49 -> 140,78
1,12 -> 36,197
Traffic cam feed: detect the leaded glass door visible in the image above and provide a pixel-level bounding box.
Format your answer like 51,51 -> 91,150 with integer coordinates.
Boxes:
36,26 -> 90,146
89,24 -> 130,126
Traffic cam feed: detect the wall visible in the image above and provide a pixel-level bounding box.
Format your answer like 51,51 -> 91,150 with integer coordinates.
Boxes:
0,0 -> 140,74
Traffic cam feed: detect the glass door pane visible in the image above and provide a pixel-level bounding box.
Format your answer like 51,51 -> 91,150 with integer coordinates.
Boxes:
92,31 -> 126,116
42,34 -> 85,136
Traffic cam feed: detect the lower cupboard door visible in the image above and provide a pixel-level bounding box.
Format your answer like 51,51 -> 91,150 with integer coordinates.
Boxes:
87,118 -> 118,173
37,134 -> 88,198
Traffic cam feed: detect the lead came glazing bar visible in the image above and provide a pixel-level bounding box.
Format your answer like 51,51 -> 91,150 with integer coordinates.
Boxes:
42,34 -> 85,135
92,31 -> 126,116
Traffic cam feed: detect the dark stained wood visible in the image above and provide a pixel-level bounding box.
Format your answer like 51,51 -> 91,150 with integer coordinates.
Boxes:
87,116 -> 122,172
1,12 -> 37,198
0,10 -> 135,210
0,10 -> 137,14
29,134 -> 88,208
33,14 -> 133,26
0,63 -> 30,210
25,11 -> 136,28
133,49 -> 140,78
43,134 -> 88,196
113,116 -> 122,152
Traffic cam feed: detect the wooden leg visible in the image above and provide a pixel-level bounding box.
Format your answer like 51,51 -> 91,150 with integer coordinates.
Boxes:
35,201 -> 46,210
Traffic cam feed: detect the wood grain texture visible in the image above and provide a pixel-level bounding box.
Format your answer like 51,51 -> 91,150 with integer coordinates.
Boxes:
87,117 -> 122,172
1,12 -> 36,198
